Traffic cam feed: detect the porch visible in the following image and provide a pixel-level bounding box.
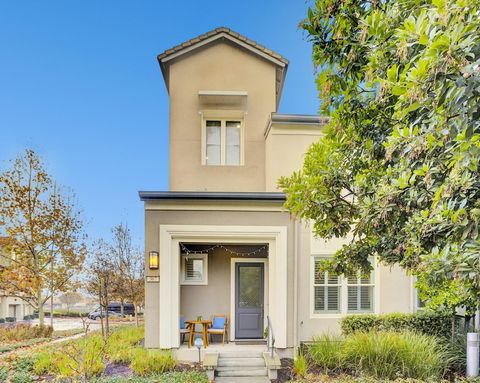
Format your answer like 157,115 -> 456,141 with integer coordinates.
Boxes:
180,243 -> 268,344
152,224 -> 288,353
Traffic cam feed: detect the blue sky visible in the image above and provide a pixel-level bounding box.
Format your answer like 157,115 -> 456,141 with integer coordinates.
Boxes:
0,1 -> 320,246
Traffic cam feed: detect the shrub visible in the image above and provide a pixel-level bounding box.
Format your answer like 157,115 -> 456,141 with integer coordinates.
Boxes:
5,317 -> 16,323
342,331 -> 451,380
0,318 -> 5,324
0,366 -> 8,382
447,333 -> 468,373
293,350 -> 308,378
52,336 -> 106,379
106,325 -> 144,363
12,357 -> 35,373
45,309 -> 87,318
130,349 -> 176,376
307,333 -> 344,372
341,311 -> 454,339
9,371 -> 34,383
0,324 -> 53,342
33,351 -> 53,375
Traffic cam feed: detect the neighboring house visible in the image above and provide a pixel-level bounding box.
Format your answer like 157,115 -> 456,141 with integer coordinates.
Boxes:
139,27 -> 418,358
0,239 -> 34,321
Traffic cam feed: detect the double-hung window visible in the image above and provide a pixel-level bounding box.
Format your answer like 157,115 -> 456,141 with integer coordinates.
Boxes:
204,119 -> 242,166
311,256 -> 375,316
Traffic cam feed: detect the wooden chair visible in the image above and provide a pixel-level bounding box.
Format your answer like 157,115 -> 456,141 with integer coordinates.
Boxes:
207,314 -> 229,345
180,315 -> 190,344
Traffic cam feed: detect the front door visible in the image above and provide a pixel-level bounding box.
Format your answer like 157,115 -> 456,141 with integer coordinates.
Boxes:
235,263 -> 264,339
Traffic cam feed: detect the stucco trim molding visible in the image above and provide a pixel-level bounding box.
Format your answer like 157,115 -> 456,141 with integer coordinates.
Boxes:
158,224 -> 288,349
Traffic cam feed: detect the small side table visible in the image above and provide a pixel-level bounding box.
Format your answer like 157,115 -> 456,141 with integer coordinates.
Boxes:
186,320 -> 212,348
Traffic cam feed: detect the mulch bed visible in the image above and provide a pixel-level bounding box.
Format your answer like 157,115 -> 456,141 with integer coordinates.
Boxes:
273,358 -> 294,383
103,362 -> 133,377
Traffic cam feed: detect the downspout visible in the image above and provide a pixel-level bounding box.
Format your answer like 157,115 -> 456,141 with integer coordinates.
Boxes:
293,218 -> 299,354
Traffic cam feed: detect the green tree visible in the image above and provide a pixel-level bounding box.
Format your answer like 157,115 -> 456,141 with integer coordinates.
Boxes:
280,0 -> 480,312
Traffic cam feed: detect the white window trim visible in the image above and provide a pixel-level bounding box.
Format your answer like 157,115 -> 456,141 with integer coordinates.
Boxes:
412,278 -> 426,312
310,255 -> 379,319
180,253 -> 208,285
201,112 -> 245,166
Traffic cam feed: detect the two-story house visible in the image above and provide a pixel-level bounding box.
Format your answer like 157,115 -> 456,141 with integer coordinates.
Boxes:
139,27 -> 417,361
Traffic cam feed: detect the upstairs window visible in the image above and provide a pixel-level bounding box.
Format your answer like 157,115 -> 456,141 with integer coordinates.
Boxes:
204,119 -> 243,166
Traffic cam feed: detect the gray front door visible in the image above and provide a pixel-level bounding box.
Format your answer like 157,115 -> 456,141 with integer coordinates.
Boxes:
235,263 -> 264,339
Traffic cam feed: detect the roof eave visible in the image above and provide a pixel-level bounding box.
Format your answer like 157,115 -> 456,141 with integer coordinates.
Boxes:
138,191 -> 286,202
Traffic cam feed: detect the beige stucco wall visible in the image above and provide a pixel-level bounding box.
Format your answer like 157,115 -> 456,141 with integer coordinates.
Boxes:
295,223 -> 414,341
0,295 -> 33,320
265,124 -> 323,192
144,207 -> 295,349
168,42 -> 278,192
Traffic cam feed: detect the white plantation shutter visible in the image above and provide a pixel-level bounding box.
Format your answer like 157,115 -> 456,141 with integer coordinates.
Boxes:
185,258 -> 203,281
347,264 -> 374,312
181,254 -> 208,285
313,258 -> 340,313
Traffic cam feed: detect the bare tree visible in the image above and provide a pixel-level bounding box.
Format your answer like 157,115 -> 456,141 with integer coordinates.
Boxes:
0,150 -> 86,326
110,223 -> 144,326
85,240 -> 114,338
58,291 -> 83,311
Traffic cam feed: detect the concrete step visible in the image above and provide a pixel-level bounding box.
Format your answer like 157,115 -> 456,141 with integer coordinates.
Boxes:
214,377 -> 270,383
216,368 -> 268,377
218,351 -> 264,358
218,357 -> 265,367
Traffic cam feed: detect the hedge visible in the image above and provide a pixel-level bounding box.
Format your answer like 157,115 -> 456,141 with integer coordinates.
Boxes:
0,318 -> 4,324
341,311 -> 455,339
5,317 -> 16,323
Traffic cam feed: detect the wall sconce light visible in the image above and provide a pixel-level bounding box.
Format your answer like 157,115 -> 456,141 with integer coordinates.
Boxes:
149,251 -> 159,270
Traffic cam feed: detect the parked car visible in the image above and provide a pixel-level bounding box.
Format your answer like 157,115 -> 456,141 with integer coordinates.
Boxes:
107,302 -> 136,316
88,310 -> 121,320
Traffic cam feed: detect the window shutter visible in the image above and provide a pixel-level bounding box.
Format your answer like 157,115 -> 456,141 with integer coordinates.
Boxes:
360,286 -> 372,310
314,286 -> 325,311
348,286 -> 358,311
185,258 -> 203,281
313,258 -> 340,312
327,286 -> 340,311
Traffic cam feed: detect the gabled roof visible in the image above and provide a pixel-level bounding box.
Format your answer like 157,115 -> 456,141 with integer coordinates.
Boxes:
157,27 -> 289,108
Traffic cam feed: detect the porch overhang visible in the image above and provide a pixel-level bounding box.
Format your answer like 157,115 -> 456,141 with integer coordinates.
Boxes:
138,191 -> 286,202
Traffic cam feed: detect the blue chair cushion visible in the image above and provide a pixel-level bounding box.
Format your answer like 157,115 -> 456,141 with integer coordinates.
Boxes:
180,317 -> 186,329
212,316 -> 226,330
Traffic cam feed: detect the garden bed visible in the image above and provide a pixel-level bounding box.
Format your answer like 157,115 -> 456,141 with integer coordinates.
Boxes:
0,325 -> 209,383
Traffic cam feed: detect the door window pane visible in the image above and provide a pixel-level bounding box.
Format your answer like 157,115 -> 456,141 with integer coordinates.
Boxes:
206,120 -> 221,165
226,121 -> 241,165
239,266 -> 261,308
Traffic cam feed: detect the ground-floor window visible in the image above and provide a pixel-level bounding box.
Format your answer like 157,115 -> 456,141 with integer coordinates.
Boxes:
312,256 -> 375,316
180,253 -> 208,285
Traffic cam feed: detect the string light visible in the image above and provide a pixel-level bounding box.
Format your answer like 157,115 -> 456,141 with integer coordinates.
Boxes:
180,243 -> 268,257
